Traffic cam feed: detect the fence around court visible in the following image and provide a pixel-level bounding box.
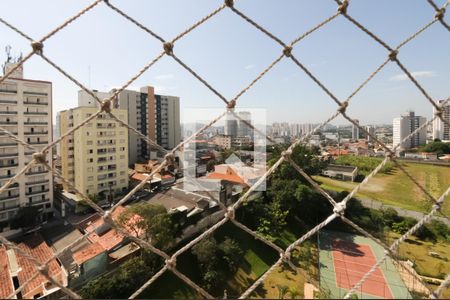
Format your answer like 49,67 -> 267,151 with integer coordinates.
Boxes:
0,0 -> 450,299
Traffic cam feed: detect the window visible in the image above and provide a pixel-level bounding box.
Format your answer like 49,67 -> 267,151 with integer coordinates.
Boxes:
88,176 -> 93,181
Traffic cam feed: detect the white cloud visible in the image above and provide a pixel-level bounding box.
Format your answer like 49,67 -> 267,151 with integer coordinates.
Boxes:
244,64 -> 255,70
389,71 -> 436,81
155,73 -> 174,81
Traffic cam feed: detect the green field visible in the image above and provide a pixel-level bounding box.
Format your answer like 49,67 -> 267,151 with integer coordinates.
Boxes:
313,162 -> 450,215
387,232 -> 450,299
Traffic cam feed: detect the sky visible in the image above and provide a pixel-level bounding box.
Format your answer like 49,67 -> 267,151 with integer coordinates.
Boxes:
0,0 -> 449,125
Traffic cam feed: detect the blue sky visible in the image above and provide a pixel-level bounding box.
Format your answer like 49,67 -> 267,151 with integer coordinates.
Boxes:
1,0 -> 449,125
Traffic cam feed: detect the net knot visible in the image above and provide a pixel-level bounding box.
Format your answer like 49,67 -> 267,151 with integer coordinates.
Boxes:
164,153 -> 175,163
32,152 -> 46,164
338,101 -> 348,113
227,99 -> 236,109
31,41 -> 44,54
333,202 -> 346,215
225,0 -> 234,7
101,99 -> 111,113
37,264 -> 48,273
225,207 -> 235,220
388,50 -> 398,61
281,251 -> 291,262
338,0 -> 349,14
281,149 -> 292,160
434,106 -> 444,119
435,8 -> 445,20
163,42 -> 174,55
165,257 -> 177,269
283,46 -> 292,57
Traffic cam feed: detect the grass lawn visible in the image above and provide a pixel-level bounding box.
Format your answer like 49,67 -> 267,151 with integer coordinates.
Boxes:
386,232 -> 450,299
387,233 -> 450,280
313,162 -> 450,215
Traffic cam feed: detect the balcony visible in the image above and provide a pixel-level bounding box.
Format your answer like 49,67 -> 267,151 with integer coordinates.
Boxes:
0,121 -> 18,125
0,100 -> 17,104
0,89 -> 17,94
26,170 -> 49,176
23,91 -> 48,96
0,111 -> 17,115
26,189 -> 50,196
0,194 -> 19,201
0,183 -> 19,189
26,179 -> 49,186
29,141 -> 48,145
24,111 -> 48,115
0,131 -> 18,135
24,131 -> 48,135
0,152 -> 18,158
0,174 -> 15,180
0,163 -> 18,169
0,205 -> 20,212
0,143 -> 17,147
24,121 -> 48,125
23,101 -> 48,106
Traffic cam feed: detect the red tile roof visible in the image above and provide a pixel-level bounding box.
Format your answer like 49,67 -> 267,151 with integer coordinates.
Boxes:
72,242 -> 104,265
206,172 -> 246,185
0,246 -> 14,299
80,206 -> 141,251
15,234 -> 64,298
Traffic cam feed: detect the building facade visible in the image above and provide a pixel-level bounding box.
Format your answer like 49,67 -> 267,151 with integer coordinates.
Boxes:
365,125 -> 375,142
78,86 -> 180,164
59,107 -> 129,198
393,111 -> 427,150
352,119 -> 360,140
432,100 -> 450,142
0,63 -> 53,224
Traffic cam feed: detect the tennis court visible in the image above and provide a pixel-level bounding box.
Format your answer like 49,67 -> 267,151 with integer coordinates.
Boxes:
319,230 -> 412,299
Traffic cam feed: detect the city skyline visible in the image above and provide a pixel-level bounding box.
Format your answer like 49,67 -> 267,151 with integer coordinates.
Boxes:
1,0 -> 448,125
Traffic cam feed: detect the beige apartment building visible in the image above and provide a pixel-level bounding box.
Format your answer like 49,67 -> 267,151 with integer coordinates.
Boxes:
78,86 -> 181,164
59,107 -> 129,199
0,62 -> 53,224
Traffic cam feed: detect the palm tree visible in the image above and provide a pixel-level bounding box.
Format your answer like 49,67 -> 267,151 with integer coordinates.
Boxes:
276,285 -> 289,299
288,287 -> 300,299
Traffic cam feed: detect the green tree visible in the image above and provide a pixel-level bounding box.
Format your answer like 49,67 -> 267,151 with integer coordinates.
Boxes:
419,141 -> 450,156
117,203 -> 174,249
10,206 -> 39,229
192,237 -> 219,266
219,237 -> 243,273
80,250 -> 161,299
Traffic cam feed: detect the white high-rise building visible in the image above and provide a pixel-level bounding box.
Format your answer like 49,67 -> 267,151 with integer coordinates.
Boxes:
365,125 -> 375,142
352,119 -> 360,140
393,111 -> 427,150
0,62 -> 53,224
432,100 -> 450,142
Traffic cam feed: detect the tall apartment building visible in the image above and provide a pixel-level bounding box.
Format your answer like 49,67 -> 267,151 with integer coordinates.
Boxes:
225,112 -> 238,138
59,107 -> 129,198
365,125 -> 375,142
0,62 -> 53,224
237,111 -> 253,138
352,119 -> 360,140
393,111 -> 426,150
78,86 -> 180,164
432,100 -> 450,142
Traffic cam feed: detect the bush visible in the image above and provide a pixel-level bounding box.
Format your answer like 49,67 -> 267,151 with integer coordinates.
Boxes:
392,218 -> 416,234
334,155 -> 394,176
